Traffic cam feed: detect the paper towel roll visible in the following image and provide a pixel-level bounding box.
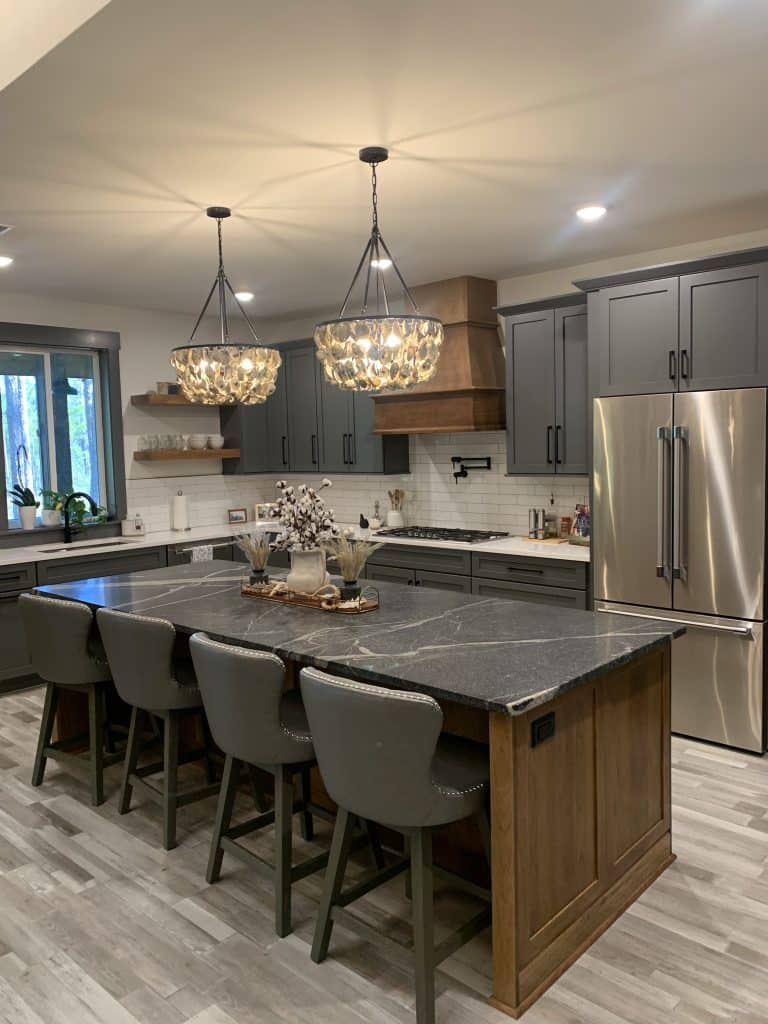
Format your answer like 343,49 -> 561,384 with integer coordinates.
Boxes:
171,492 -> 190,531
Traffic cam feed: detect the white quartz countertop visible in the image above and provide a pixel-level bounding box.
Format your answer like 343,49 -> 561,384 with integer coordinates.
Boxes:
0,519 -> 589,568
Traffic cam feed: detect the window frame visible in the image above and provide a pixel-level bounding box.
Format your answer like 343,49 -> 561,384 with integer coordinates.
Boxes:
0,322 -> 125,535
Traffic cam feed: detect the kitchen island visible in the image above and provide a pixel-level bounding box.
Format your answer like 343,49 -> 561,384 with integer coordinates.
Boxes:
38,561 -> 681,1018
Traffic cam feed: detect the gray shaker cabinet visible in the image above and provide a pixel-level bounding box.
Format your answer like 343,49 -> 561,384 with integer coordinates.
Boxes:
285,345 -> 320,472
317,371 -> 352,474
266,366 -> 290,470
221,403 -> 269,475
595,277 -> 679,396
317,370 -> 409,475
502,297 -> 588,475
679,262 -> 768,390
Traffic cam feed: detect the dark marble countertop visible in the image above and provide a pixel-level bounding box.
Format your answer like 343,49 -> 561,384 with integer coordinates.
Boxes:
37,561 -> 682,715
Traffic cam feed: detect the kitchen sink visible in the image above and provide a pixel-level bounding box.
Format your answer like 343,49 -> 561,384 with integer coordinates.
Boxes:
36,538 -> 141,554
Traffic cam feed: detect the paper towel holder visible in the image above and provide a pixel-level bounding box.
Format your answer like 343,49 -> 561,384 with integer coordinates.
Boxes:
171,490 -> 191,532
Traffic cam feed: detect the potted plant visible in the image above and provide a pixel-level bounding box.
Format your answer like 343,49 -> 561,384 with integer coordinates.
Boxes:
270,478 -> 341,594
62,493 -> 107,536
11,484 -> 39,530
40,489 -> 65,527
235,532 -> 272,585
323,534 -> 382,600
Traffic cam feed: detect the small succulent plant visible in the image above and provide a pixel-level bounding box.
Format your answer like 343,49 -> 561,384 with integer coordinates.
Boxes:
10,483 -> 39,508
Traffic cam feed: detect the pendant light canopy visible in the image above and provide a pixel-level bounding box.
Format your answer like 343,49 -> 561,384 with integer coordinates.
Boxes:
170,207 -> 281,405
314,148 -> 443,393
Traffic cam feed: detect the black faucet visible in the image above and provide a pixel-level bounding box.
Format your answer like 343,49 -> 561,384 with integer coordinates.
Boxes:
62,491 -> 99,544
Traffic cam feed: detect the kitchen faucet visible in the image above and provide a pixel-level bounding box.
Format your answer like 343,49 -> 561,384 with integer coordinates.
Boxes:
62,492 -> 99,544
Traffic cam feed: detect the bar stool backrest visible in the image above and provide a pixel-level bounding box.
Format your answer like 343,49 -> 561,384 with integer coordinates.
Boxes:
189,633 -> 299,765
96,607 -> 190,711
300,667 -> 444,827
19,593 -> 109,686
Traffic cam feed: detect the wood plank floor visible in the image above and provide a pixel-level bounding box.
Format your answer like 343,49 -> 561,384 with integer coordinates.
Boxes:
1,687 -> 768,1023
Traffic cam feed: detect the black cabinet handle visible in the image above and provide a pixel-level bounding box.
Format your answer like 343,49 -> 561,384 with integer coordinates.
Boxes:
668,350 -> 677,380
414,577 -> 423,586
281,436 -> 288,465
555,425 -> 563,465
680,349 -> 689,379
507,565 -> 544,575
342,434 -> 348,464
311,434 -> 317,464
546,425 -> 553,464
348,433 -> 355,466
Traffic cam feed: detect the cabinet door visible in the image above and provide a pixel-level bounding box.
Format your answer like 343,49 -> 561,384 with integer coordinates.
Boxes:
285,346 -> 320,472
317,371 -> 352,474
554,306 -> 588,474
221,404 -> 268,474
505,310 -> 557,474
0,594 -> 35,682
415,570 -> 473,594
597,277 -> 679,396
680,263 -> 768,390
349,392 -> 384,473
471,577 -> 587,609
365,564 -> 415,586
266,367 -> 290,471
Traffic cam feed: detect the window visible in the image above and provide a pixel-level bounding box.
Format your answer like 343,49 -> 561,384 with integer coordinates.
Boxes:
0,346 -> 107,526
0,323 -> 125,533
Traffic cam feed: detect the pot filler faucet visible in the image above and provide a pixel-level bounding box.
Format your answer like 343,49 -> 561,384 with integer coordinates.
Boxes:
62,492 -> 99,544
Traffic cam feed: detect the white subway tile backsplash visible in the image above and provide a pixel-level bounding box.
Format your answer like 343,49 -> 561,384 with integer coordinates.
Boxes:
126,431 -> 588,537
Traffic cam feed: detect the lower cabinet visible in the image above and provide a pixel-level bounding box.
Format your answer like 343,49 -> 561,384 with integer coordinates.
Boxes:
36,546 -> 167,585
471,577 -> 587,609
366,564 -> 415,586
167,539 -> 235,565
415,570 -> 472,594
0,592 -> 35,683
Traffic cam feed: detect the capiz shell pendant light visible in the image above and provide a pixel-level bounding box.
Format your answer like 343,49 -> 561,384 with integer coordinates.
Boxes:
170,207 -> 281,405
314,147 -> 443,392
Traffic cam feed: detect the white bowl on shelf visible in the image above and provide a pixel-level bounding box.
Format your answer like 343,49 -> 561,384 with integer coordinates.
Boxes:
188,434 -> 207,450
207,434 -> 225,450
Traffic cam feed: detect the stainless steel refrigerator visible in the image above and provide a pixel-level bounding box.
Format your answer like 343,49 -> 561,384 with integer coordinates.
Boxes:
593,387 -> 766,752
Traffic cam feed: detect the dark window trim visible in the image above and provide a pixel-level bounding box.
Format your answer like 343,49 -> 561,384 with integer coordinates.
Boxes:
0,321 -> 126,538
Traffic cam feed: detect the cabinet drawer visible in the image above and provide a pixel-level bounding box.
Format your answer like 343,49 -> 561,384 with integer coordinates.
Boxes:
367,545 -> 472,576
471,577 -> 587,609
366,564 -> 415,586
415,570 -> 473,594
37,547 -> 167,585
167,538 -> 234,565
472,552 -> 587,590
0,562 -> 36,593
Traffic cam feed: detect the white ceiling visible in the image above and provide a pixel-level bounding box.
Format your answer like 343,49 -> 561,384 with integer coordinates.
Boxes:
1,0 -> 768,322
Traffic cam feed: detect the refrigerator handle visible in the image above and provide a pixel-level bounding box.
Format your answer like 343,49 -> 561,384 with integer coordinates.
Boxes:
673,425 -> 688,582
595,606 -> 753,639
656,426 -> 671,578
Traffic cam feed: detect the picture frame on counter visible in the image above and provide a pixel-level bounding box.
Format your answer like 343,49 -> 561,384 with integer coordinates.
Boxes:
228,507 -> 248,524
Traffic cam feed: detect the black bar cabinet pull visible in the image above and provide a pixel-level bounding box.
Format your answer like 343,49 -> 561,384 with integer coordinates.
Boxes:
342,434 -> 348,464
281,436 -> 288,465
668,350 -> 677,380
546,425 -> 553,464
680,349 -> 689,379
555,425 -> 563,464
348,433 -> 355,465
311,434 -> 317,464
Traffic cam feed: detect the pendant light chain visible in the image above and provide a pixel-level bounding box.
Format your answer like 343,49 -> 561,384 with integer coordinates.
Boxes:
371,162 -> 379,232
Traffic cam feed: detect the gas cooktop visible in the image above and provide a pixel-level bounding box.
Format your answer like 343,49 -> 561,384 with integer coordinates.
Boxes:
375,526 -> 509,544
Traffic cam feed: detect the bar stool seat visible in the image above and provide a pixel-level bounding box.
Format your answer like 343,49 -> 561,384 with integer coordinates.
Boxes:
300,667 -> 492,1024
96,608 -> 220,850
20,593 -> 124,807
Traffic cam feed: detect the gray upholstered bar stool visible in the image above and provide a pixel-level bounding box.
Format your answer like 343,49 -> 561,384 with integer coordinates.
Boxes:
96,608 -> 220,850
20,592 -> 123,806
189,633 -> 331,937
301,667 -> 491,1024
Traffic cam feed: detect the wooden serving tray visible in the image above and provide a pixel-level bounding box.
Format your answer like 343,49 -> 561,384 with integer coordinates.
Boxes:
241,580 -> 379,614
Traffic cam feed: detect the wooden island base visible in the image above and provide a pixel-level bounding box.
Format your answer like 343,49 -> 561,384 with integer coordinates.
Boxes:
488,643 -> 672,1017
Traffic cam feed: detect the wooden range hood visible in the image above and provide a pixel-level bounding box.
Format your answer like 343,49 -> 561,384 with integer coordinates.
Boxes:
373,276 -> 505,434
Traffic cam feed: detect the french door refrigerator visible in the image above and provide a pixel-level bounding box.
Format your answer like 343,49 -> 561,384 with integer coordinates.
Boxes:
593,388 -> 767,752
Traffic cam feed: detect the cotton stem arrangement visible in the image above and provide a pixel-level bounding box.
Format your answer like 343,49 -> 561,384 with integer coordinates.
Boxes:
270,478 -> 341,551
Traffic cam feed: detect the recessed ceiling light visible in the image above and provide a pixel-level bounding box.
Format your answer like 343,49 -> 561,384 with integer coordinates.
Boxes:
576,205 -> 607,223
370,257 -> 392,270
0,256 -> 14,268
234,291 -> 254,302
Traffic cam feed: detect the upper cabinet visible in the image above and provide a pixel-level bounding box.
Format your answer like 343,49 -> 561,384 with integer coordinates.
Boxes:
225,341 -> 408,476
577,247 -> 768,397
500,296 -> 587,476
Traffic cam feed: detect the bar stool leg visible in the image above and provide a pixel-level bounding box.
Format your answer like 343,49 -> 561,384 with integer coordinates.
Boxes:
411,828 -> 436,1024
247,764 -> 269,812
32,683 -> 58,787
363,819 -> 385,870
88,685 -> 106,806
299,766 -> 314,842
311,806 -> 354,963
163,712 -> 180,851
206,754 -> 241,884
274,764 -> 295,937
119,706 -> 141,814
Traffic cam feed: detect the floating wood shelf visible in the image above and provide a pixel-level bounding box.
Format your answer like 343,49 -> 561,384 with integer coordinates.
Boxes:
131,394 -> 200,406
133,449 -> 240,462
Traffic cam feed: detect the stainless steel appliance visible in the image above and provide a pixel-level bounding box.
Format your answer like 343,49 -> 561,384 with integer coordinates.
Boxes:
375,526 -> 509,543
593,388 -> 767,752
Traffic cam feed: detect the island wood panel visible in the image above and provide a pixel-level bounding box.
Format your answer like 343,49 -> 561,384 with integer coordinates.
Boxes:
489,643 -> 673,1019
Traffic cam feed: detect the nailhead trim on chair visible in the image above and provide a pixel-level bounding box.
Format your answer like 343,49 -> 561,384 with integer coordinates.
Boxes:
432,780 -> 488,797
301,668 -> 443,714
190,632 -> 286,671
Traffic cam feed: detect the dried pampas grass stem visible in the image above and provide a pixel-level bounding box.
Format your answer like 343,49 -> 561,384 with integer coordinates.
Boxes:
235,533 -> 271,571
323,535 -> 382,582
